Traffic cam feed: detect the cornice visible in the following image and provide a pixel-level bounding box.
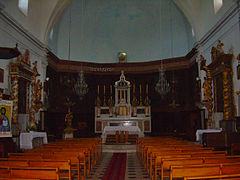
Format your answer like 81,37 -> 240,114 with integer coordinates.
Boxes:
47,50 -> 196,74
0,9 -> 47,54
199,2 -> 239,46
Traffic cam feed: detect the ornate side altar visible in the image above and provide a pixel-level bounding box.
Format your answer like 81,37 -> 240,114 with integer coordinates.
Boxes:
95,71 -> 151,135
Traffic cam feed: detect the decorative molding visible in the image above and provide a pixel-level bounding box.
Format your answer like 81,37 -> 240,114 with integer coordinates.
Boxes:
47,51 -> 196,74
0,10 -> 47,54
199,2 -> 239,47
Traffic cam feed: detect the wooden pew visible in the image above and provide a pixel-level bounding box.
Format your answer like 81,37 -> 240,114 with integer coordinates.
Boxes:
8,151 -> 85,180
0,158 -> 73,179
0,166 -> 60,180
184,173 -> 240,180
0,178 -> 40,180
170,163 -> 240,180
160,156 -> 240,180
152,150 -> 227,179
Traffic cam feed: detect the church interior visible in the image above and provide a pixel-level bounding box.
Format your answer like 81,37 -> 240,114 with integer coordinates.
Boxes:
1,0 -> 240,179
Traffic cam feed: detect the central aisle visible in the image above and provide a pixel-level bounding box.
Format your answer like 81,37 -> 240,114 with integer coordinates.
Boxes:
86,152 -> 150,180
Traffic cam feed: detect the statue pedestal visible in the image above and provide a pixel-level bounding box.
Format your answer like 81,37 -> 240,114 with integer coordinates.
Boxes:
63,132 -> 74,139
63,127 -> 76,139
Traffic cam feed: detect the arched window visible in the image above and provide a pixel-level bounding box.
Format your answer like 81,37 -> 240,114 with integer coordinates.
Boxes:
18,0 -> 28,16
214,0 -> 223,14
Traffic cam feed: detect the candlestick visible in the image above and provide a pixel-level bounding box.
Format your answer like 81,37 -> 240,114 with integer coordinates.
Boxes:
139,84 -> 143,106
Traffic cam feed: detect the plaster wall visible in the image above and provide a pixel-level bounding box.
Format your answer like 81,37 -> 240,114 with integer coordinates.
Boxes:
0,9 -> 47,105
52,0 -> 195,63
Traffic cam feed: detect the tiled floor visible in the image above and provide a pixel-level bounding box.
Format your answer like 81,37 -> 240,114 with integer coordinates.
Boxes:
86,152 -> 150,180
86,152 -> 113,180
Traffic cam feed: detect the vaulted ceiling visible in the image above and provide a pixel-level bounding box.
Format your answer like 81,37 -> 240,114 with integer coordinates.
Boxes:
0,0 -> 236,58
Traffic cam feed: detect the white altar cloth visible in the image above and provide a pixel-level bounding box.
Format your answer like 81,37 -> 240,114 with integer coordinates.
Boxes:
196,129 -> 222,142
20,132 -> 48,149
102,126 -> 143,143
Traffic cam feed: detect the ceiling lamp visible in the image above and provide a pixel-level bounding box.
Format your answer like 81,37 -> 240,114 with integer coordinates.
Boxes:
74,70 -> 88,100
155,62 -> 170,98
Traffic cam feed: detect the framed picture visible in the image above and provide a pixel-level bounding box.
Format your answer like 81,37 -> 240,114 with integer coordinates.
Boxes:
237,64 -> 240,80
0,68 -> 4,83
0,100 -> 13,137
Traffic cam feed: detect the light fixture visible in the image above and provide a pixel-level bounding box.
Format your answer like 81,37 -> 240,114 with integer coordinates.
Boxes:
155,61 -> 170,98
74,69 -> 88,100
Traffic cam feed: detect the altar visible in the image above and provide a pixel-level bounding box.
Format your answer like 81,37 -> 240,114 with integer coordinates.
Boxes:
101,125 -> 144,143
95,71 -> 151,134
20,131 -> 48,149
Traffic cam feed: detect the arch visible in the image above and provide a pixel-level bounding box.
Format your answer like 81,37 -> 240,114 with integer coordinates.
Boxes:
44,0 -> 200,45
44,0 -> 72,44
173,0 -> 201,41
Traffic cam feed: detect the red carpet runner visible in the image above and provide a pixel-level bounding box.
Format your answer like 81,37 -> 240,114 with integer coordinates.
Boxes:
102,153 -> 127,180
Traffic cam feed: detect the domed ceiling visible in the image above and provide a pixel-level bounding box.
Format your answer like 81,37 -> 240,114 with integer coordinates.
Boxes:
48,0 -> 196,63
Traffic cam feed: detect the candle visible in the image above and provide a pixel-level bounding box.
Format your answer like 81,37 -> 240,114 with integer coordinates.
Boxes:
133,84 -> 135,93
110,85 -> 112,94
104,85 -> 105,94
97,85 -> 99,95
140,84 -> 142,94
146,84 -> 148,94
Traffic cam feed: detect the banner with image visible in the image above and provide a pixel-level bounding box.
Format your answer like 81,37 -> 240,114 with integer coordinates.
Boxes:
0,100 -> 13,137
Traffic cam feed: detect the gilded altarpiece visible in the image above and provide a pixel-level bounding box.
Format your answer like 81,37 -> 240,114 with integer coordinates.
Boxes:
208,41 -> 235,131
10,50 -> 33,133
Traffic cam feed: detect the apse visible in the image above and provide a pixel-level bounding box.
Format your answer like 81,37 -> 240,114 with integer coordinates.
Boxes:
48,0 -> 196,63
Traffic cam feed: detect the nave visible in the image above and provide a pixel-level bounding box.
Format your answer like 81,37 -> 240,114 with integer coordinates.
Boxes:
1,136 -> 240,180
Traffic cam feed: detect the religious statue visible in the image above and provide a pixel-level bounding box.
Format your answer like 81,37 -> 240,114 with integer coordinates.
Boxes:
200,55 -> 207,71
32,61 -> 38,77
211,46 -> 217,62
36,79 -> 43,102
65,111 -> 73,128
216,40 -> 224,55
17,54 -> 24,63
24,49 -> 30,65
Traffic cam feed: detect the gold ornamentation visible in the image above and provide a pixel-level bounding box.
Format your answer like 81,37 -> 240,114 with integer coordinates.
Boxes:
223,70 -> 231,120
237,54 -> 240,61
11,75 -> 19,124
118,52 -> 127,63
29,61 -> 43,129
201,55 -> 213,128
17,49 -> 31,65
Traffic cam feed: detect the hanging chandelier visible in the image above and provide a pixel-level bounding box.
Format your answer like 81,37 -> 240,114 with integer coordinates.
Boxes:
155,63 -> 170,98
74,70 -> 88,99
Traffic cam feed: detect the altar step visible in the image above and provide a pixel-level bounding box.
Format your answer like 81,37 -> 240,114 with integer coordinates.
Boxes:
105,134 -> 138,145
102,144 -> 136,153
